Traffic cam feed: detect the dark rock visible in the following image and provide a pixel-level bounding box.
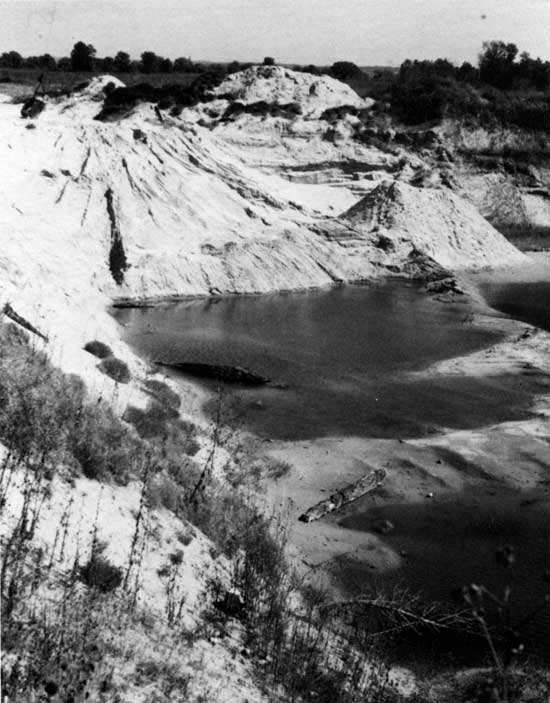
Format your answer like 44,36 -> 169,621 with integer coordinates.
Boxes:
21,97 -> 45,119
215,591 -> 245,619
394,132 -> 413,146
375,234 -> 395,252
132,128 -> 147,143
373,519 -> 395,535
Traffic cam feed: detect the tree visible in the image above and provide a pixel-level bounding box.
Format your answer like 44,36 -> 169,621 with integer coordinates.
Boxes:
517,52 -> 550,91
24,56 -> 42,68
158,57 -> 173,73
174,56 -> 194,72
0,51 -> 23,68
140,51 -> 159,73
101,56 -> 115,73
37,54 -> 56,71
478,40 -> 518,89
57,57 -> 71,71
263,56 -> 275,66
457,61 -> 478,83
70,41 -> 96,72
330,61 -> 363,81
302,64 -> 321,76
227,60 -> 241,74
114,51 -> 131,73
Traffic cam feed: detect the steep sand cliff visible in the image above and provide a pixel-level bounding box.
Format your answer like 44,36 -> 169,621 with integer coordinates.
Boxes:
0,68 -> 526,389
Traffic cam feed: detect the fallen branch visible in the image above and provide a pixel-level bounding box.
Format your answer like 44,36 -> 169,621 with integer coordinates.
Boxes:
320,596 -> 475,635
2,303 -> 48,342
298,468 -> 386,523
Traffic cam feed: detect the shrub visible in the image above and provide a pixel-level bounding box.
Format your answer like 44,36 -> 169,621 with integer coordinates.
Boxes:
2,587 -> 119,700
79,541 -> 123,593
143,378 -> 181,411
83,339 -> 113,359
69,401 -> 142,482
330,61 -> 364,81
0,324 -> 85,460
264,457 -> 291,480
146,473 -> 181,512
124,402 -> 175,439
97,355 -> 131,383
0,320 -> 141,483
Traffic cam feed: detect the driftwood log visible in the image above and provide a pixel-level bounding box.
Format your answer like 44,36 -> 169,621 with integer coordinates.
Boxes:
298,468 -> 386,523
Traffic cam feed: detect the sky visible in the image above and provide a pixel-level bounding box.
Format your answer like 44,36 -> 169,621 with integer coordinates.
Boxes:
1,0 -> 550,66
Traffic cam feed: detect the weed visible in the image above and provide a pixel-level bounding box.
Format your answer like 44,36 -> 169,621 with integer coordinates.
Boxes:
456,545 -> 550,702
176,527 -> 194,546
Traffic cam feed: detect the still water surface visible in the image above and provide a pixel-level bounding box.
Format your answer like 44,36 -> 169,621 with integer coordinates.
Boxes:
114,281 -> 534,439
114,279 -> 550,665
480,280 -> 550,333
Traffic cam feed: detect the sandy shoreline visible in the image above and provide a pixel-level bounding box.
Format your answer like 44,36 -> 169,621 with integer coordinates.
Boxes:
259,256 -> 550,597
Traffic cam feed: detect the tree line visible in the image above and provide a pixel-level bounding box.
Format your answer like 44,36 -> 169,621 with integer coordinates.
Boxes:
398,41 -> 550,93
0,41 -> 233,74
0,41 -> 367,83
357,41 -> 550,129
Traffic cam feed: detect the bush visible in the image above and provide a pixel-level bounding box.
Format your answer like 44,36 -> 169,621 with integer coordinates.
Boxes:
79,541 -> 123,593
124,402 -> 176,439
69,402 -> 142,482
97,356 -> 131,383
146,473 -> 181,512
83,339 -> 112,359
0,321 -> 142,483
143,379 -> 180,411
0,324 -> 83,460
330,61 -> 364,81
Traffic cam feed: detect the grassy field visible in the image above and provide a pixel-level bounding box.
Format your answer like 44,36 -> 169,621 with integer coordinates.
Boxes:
0,68 -> 200,99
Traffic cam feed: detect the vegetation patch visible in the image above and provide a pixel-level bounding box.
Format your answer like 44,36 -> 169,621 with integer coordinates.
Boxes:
143,378 -> 181,411
83,339 -> 113,359
222,100 -> 302,121
79,540 -> 123,593
97,355 -> 131,383
0,322 -> 140,483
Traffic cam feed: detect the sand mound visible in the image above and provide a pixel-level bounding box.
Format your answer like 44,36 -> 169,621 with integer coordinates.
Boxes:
0,86 -> 525,391
50,74 -> 126,120
75,74 -> 125,99
344,181 -> 526,270
211,65 -> 367,117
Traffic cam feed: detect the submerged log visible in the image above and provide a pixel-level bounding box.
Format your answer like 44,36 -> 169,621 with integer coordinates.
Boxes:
156,361 -> 270,386
298,468 -> 386,523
